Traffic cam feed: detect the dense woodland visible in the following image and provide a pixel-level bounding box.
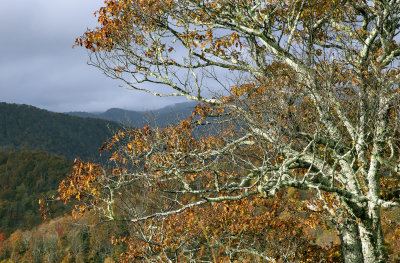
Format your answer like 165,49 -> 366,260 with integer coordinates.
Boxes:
0,103 -> 121,161
0,151 -> 72,236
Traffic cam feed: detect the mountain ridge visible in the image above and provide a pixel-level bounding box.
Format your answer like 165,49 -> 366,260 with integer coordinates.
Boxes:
0,102 -> 121,161
0,101 -> 197,161
65,101 -> 197,126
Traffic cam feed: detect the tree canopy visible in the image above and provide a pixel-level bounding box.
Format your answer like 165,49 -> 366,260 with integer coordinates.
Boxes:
62,0 -> 400,262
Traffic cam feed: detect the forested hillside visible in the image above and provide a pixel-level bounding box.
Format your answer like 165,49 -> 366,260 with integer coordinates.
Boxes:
0,151 -> 72,236
0,103 -> 198,262
0,102 -> 121,161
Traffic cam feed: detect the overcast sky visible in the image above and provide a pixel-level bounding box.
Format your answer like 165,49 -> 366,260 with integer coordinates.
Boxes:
0,0 -> 186,112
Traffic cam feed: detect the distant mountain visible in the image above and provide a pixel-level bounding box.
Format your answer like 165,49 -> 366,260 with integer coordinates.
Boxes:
67,102 -> 197,127
0,102 -> 121,161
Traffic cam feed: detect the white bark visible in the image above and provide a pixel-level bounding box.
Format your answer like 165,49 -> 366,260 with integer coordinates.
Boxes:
338,218 -> 364,263
79,0 -> 400,261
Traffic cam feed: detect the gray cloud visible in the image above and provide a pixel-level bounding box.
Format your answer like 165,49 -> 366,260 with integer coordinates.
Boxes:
0,0 -> 186,112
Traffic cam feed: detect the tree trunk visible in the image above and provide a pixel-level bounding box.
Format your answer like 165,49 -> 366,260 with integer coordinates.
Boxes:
358,205 -> 386,263
338,218 -> 363,263
338,200 -> 386,263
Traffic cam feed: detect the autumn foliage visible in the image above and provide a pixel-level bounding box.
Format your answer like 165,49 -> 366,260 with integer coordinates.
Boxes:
62,0 -> 400,262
